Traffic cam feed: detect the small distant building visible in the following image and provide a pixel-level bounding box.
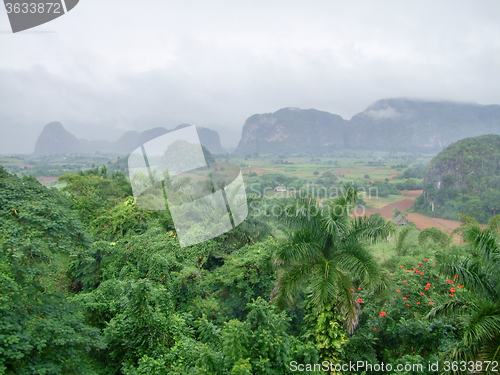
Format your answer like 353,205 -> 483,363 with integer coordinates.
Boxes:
393,214 -> 409,226
274,185 -> 287,192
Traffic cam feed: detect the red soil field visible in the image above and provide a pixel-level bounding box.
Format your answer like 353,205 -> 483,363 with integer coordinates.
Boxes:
406,213 -> 462,232
363,199 -> 415,219
402,190 -> 423,198
361,189 -> 464,234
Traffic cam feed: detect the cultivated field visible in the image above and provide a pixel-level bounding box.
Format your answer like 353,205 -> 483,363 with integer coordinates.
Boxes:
234,152 -> 469,235
1,151 -> 467,234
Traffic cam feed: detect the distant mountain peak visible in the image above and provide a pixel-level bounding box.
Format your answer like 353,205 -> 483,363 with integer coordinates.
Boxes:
236,107 -> 348,153
33,122 -> 83,156
174,123 -> 192,130
236,99 -> 500,154
43,121 -> 65,131
32,123 -> 226,156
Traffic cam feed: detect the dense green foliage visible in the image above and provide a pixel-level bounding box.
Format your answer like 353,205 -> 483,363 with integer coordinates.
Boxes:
0,167 -> 103,374
393,164 -> 426,180
415,135 -> 500,223
273,191 -> 395,332
430,224 -> 500,367
1,164 -> 499,374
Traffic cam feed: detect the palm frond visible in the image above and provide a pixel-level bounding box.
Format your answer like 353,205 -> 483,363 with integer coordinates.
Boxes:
440,258 -> 498,299
336,185 -> 359,206
463,225 -> 500,261
426,299 -> 472,320
319,206 -> 349,242
332,268 -> 359,334
274,228 -> 325,266
428,222 -> 500,369
278,197 -> 322,229
346,214 -> 396,245
308,260 -> 337,311
273,262 -> 318,308
447,341 -> 478,373
306,260 -> 359,333
332,244 -> 380,288
462,304 -> 500,345
478,337 -> 500,364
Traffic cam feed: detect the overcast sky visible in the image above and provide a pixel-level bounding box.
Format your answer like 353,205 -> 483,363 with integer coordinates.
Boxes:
1,0 -> 500,154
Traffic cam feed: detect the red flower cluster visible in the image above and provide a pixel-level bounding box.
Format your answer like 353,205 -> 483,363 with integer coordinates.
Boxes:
395,261 -> 466,312
379,311 -> 386,317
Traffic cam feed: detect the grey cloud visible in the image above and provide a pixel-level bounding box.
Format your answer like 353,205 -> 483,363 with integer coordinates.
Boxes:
1,0 -> 500,154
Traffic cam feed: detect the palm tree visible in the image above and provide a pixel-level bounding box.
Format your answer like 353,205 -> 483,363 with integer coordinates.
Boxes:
428,223 -> 500,372
271,187 -> 395,333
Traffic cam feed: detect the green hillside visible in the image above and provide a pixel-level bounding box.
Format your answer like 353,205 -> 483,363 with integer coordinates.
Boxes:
414,134 -> 500,222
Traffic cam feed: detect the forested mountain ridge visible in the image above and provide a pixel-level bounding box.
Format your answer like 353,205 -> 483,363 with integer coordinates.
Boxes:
236,99 -> 500,154
33,122 -> 226,156
414,134 -> 500,222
